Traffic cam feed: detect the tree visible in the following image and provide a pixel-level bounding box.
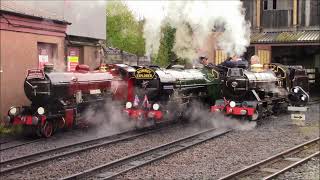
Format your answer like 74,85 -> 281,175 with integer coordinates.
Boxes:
153,24 -> 176,67
106,1 -> 145,56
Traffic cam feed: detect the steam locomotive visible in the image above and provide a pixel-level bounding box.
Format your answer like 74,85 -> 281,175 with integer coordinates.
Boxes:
211,63 -> 309,120
4,61 -> 310,137
122,65 -> 221,128
6,64 -> 113,137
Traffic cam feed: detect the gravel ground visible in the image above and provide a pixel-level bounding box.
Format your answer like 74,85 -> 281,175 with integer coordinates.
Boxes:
276,157 -> 320,180
0,124 -> 134,161
0,124 -> 207,180
1,103 -> 318,180
116,103 -> 319,179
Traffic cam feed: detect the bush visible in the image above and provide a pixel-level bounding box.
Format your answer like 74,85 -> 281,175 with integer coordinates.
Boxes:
0,125 -> 23,136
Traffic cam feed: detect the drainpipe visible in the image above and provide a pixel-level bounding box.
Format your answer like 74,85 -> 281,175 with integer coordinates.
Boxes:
256,0 -> 261,32
0,33 -> 3,120
305,0 -> 310,27
293,0 -> 298,30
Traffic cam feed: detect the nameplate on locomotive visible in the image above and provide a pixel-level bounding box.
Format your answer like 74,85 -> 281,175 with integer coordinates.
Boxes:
26,69 -> 45,80
134,67 -> 155,80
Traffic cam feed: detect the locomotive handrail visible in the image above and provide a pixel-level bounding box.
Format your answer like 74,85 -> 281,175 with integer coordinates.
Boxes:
25,81 -> 37,89
211,69 -> 220,79
277,66 -> 287,79
36,92 -> 51,95
269,64 -> 287,79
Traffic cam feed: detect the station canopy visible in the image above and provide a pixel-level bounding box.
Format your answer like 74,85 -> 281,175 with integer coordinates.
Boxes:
251,31 -> 320,44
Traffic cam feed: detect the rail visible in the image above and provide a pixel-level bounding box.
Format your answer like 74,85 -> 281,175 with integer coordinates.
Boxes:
0,138 -> 42,151
61,128 -> 231,180
219,138 -> 319,180
0,129 -> 158,175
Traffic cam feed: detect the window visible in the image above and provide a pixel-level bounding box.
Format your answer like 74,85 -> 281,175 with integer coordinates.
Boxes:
263,0 -> 268,10
273,0 -> 277,9
215,50 -> 227,65
37,42 -> 57,69
258,50 -> 271,64
67,47 -> 82,71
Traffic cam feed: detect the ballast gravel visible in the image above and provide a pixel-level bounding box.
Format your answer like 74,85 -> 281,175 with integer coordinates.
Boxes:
117,104 -> 319,179
275,157 -> 319,180
1,103 -> 318,180
0,125 -> 133,162
1,124 -> 206,180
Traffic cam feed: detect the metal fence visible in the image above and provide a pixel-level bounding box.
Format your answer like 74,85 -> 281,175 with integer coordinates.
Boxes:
101,45 -> 150,66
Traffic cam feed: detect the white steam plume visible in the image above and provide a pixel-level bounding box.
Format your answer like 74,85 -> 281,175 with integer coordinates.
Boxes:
83,100 -> 135,136
126,0 -> 251,60
184,101 -> 257,131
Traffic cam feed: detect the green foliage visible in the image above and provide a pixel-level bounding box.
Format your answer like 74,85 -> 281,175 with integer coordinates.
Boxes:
106,1 -> 145,56
0,125 -> 22,135
153,24 -> 177,67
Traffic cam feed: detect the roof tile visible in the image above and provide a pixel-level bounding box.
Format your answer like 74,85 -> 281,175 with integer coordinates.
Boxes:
251,31 -> 320,43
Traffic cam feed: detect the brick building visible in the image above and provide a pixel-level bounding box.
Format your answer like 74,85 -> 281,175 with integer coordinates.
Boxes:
0,2 -> 70,119
0,1 -> 107,119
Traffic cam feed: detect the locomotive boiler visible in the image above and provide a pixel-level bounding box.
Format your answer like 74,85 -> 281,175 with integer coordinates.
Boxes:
221,67 -> 278,100
124,65 -> 221,128
211,63 -> 309,120
6,64 -> 113,137
24,65 -> 112,105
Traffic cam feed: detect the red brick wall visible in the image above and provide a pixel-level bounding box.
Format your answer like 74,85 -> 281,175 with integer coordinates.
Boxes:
0,28 -> 66,120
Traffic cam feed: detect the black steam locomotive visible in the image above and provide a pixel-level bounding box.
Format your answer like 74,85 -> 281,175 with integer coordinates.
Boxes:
4,61 -> 310,137
211,63 -> 309,120
123,65 -> 221,128
6,64 -> 113,137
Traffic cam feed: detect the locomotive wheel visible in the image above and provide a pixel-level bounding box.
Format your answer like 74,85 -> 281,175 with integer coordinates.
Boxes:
41,121 -> 53,138
58,117 -> 66,129
36,128 -> 42,137
249,110 -> 259,121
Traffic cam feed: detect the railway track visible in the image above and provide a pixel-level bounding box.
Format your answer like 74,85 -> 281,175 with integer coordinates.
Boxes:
0,137 -> 14,144
0,128 -> 160,175
308,98 -> 320,105
219,137 -> 319,180
0,138 -> 43,151
0,127 -> 100,151
61,128 -> 231,180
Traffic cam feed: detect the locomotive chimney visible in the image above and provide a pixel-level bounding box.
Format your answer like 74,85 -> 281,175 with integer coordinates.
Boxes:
44,63 -> 54,73
75,64 -> 90,73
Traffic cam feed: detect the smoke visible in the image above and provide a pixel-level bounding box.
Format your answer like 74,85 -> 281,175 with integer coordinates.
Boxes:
184,101 -> 256,131
260,83 -> 289,97
164,91 -> 256,131
82,100 -> 135,136
126,0 -> 251,60
172,23 -> 197,60
81,97 -> 256,137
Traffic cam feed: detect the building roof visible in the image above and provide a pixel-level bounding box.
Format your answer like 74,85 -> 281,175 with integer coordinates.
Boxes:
251,31 -> 320,44
0,1 -> 70,25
